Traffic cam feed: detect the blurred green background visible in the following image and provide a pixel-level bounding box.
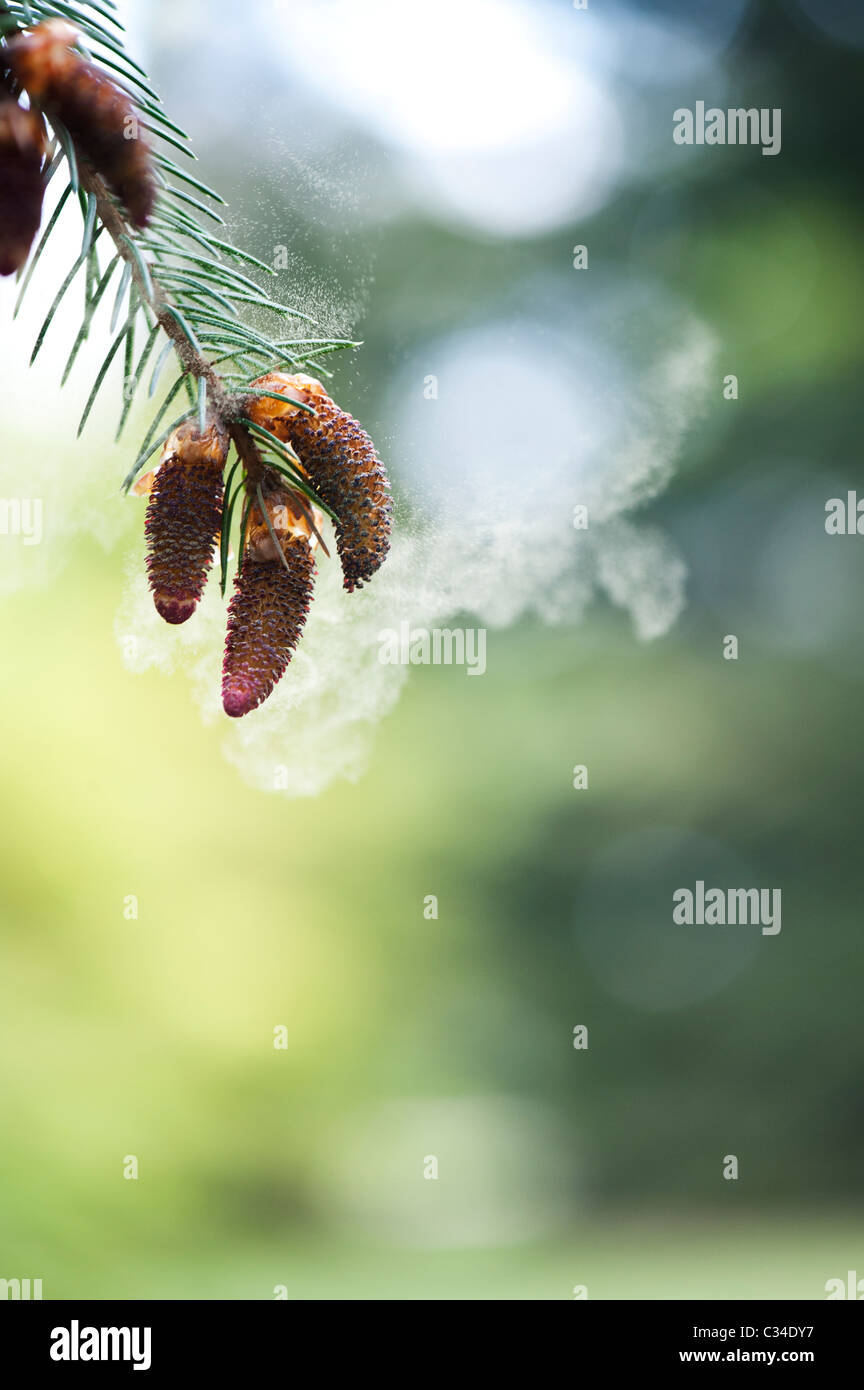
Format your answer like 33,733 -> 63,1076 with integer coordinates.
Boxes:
1,0 -> 863,1298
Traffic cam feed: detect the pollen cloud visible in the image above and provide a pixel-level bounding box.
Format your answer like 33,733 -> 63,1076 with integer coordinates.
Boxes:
116,307 -> 715,797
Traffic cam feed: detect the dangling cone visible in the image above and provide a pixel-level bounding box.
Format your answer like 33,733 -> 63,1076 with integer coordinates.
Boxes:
246,372 -> 392,592
144,418 -> 228,625
222,531 -> 316,717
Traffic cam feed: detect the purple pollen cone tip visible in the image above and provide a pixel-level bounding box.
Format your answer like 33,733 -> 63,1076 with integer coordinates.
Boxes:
155,595 -> 196,625
222,685 -> 255,718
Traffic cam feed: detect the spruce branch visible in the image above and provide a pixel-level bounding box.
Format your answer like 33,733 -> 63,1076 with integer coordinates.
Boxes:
0,1 -> 352,489
0,0 -> 392,718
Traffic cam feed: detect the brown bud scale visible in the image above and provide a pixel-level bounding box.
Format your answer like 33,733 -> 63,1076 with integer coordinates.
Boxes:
6,21 -> 156,229
0,99 -> 47,276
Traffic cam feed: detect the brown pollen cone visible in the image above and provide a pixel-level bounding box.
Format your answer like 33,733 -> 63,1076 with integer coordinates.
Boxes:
247,372 -> 391,592
145,418 -> 228,625
222,490 -> 317,718
6,21 -> 156,229
0,99 -> 47,276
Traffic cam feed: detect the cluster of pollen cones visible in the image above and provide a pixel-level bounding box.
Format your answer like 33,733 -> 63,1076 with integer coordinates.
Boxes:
138,373 -> 392,717
0,21 -> 156,277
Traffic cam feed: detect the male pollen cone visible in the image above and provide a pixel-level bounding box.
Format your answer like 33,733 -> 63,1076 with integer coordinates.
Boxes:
145,418 -> 228,626
6,21 -> 156,230
247,372 -> 391,592
222,490 -> 317,718
0,99 -> 47,277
